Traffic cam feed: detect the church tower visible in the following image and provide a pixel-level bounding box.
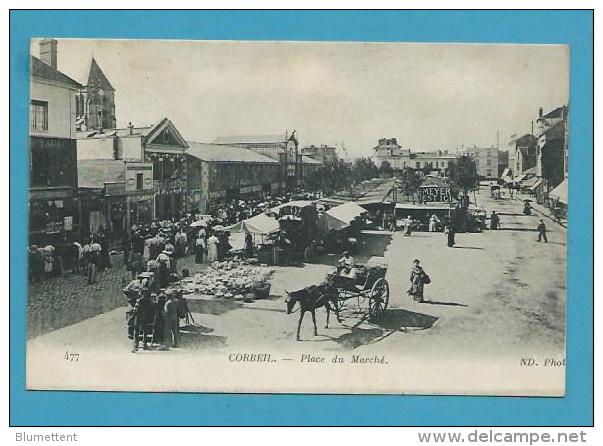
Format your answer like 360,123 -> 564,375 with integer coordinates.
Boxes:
76,57 -> 116,131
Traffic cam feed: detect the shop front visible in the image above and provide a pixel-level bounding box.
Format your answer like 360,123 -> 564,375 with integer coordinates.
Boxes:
29,188 -> 79,245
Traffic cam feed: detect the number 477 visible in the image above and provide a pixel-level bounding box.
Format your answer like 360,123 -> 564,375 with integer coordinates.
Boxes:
64,352 -> 79,362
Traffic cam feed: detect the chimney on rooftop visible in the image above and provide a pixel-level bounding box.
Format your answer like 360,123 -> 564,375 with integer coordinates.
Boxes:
128,122 -> 134,135
39,39 -> 58,69
539,107 -> 543,118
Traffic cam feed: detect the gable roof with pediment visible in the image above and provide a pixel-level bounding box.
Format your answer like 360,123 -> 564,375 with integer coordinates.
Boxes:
143,118 -> 189,150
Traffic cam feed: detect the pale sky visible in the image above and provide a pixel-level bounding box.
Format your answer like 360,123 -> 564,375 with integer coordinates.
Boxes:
31,39 -> 569,156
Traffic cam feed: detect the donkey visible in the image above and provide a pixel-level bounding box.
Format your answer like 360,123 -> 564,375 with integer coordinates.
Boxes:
285,283 -> 342,341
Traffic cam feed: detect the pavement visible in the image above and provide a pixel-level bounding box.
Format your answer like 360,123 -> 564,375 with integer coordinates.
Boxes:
26,184 -> 566,395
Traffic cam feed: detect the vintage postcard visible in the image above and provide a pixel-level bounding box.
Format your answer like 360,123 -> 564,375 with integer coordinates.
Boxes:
26,39 -> 569,395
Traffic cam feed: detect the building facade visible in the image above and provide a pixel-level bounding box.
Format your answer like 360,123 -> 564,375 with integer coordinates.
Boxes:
465,145 -> 499,179
77,118 -> 189,220
186,142 -> 281,213
213,131 -> 299,188
78,159 -> 154,242
508,133 -> 538,179
536,106 -> 568,189
371,138 -> 457,173
29,49 -> 82,245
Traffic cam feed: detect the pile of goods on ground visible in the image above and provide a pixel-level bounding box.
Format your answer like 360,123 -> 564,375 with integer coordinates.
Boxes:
180,257 -> 273,302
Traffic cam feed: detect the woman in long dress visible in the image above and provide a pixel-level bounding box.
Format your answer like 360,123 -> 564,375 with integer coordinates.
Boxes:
194,236 -> 206,264
207,234 -> 219,262
403,215 -> 413,236
407,259 -> 427,302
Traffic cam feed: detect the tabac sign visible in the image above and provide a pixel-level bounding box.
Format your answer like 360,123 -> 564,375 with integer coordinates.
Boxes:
419,185 -> 452,202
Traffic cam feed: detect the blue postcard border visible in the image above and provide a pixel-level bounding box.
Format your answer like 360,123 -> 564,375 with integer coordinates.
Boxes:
9,10 -> 594,426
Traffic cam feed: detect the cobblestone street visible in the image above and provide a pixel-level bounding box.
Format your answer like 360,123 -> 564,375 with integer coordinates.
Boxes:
27,252 -> 204,338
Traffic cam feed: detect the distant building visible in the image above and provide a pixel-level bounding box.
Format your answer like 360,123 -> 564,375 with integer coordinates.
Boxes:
75,56 -> 117,131
372,138 -> 410,170
507,133 -> 538,179
371,138 -> 457,173
465,145 -> 499,179
29,43 -> 83,244
77,118 -> 189,220
186,142 -> 281,213
301,144 -> 338,164
213,132 -> 299,188
77,159 -> 154,242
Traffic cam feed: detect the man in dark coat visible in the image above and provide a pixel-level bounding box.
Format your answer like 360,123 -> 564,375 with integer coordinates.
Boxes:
490,211 -> 500,230
132,289 -> 156,352
537,219 -> 548,243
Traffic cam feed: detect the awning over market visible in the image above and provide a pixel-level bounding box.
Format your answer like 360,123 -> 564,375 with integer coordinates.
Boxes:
515,166 -> 537,183
521,177 -> 544,191
225,213 -> 280,235
326,202 -> 368,224
500,167 -> 511,179
549,179 -> 568,204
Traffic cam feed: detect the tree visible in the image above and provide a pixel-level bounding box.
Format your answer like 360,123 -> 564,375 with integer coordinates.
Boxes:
449,155 -> 479,196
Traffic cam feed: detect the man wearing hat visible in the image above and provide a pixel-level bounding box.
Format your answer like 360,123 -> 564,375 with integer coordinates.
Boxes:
537,219 -> 548,243
132,288 -> 156,352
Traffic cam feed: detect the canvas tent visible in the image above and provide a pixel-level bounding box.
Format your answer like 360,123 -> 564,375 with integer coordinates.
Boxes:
549,179 -> 568,204
326,202 -> 368,225
225,213 -> 280,235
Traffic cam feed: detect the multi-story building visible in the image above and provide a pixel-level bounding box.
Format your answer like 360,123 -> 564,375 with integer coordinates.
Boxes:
29,43 -> 82,244
371,138 -> 457,174
508,133 -> 538,179
186,142 -> 281,213
536,106 -> 568,189
465,145 -> 499,179
213,132 -> 299,188
75,55 -> 117,131
77,118 -> 189,220
372,138 -> 410,170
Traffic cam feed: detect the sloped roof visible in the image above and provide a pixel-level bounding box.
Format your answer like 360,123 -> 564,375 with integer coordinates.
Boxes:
87,57 -> 115,90
213,134 -> 292,145
542,106 -> 565,120
187,142 -> 279,163
30,56 -> 82,89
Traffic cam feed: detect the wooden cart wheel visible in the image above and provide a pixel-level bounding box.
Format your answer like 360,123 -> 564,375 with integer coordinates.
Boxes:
369,278 -> 389,321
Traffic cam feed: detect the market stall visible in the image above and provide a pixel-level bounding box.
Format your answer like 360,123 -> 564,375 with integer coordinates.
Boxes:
179,258 -> 274,310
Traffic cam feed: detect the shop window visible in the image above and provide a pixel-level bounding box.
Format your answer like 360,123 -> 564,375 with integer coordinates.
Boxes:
30,100 -> 48,132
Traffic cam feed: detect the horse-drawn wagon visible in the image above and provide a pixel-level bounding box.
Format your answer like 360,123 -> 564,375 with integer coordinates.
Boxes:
285,263 -> 389,340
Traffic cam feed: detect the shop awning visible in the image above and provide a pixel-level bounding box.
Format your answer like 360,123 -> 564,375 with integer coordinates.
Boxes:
326,202 -> 368,224
225,213 -> 280,235
521,176 -> 542,190
500,168 -> 511,179
549,179 -> 568,205
515,166 -> 537,183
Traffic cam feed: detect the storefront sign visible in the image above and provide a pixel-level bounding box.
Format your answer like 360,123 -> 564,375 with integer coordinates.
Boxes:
63,216 -> 73,231
420,186 -> 452,202
209,190 -> 226,199
240,185 -> 263,194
